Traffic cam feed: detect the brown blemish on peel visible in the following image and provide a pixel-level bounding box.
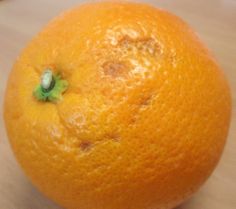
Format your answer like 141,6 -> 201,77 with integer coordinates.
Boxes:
139,94 -> 153,106
102,61 -> 128,78
80,141 -> 92,151
118,36 -> 161,56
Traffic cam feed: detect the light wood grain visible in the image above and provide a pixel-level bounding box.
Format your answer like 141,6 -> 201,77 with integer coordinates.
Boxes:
0,0 -> 235,208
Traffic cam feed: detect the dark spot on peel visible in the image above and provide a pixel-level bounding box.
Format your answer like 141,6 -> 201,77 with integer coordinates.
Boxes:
111,134 -> 120,142
118,36 -> 161,56
80,141 -> 92,151
139,94 -> 153,106
129,116 -> 137,124
103,61 -> 127,78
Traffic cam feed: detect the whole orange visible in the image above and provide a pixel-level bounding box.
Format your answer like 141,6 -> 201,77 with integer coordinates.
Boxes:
4,2 -> 231,209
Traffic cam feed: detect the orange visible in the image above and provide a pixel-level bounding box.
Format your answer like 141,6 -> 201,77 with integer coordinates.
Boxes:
4,2 -> 231,209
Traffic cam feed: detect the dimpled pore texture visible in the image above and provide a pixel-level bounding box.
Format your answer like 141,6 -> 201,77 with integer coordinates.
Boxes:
4,2 -> 231,209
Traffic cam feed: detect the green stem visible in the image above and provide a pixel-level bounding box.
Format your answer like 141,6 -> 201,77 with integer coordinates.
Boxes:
33,69 -> 68,102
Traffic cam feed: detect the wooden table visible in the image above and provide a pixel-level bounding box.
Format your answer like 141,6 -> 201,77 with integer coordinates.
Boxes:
0,0 -> 235,208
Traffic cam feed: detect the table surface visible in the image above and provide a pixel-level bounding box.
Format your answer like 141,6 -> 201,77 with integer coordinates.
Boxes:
0,0 -> 235,209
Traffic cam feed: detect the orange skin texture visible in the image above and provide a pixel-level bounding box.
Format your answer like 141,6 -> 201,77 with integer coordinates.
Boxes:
4,2 -> 231,209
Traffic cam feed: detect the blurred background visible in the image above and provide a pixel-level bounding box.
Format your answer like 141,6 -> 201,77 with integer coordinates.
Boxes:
0,0 -> 235,208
